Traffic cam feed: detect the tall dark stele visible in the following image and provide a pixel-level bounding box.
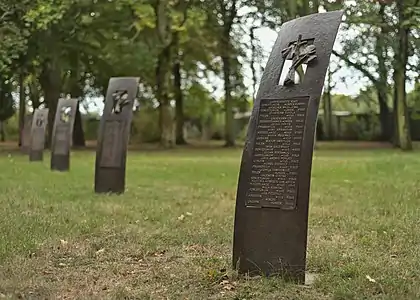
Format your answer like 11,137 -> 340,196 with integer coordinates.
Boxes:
232,11 -> 343,284
50,98 -> 78,171
94,77 -> 139,194
29,108 -> 49,161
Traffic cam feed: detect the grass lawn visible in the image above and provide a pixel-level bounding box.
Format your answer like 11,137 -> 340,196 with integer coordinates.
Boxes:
1,146 -> 420,299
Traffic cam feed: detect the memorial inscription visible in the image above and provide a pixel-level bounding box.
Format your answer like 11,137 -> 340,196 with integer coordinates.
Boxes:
100,121 -> 124,168
246,97 -> 308,210
54,126 -> 70,155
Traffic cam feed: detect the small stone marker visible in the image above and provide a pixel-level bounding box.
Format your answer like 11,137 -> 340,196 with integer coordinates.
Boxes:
232,11 -> 343,283
29,108 -> 49,161
50,98 -> 78,171
94,77 -> 139,194
21,115 -> 33,154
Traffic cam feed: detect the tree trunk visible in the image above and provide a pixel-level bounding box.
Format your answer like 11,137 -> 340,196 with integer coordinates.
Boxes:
0,121 -> 5,142
392,73 -> 399,147
223,55 -> 235,147
376,4 -> 391,142
173,33 -> 186,145
39,59 -> 61,147
29,80 -> 41,109
250,27 -> 257,102
18,72 -> 25,146
377,91 -> 391,141
323,67 -> 334,140
156,45 -> 173,148
394,1 -> 412,150
73,102 -> 86,147
69,80 -> 86,147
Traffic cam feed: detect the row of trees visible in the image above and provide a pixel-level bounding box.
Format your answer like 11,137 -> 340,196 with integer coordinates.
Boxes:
0,0 -> 419,149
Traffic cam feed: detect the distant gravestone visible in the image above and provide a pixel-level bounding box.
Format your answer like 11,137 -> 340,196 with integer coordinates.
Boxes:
29,108 -> 49,161
21,115 -> 33,154
50,99 -> 78,171
94,77 -> 139,194
232,11 -> 343,283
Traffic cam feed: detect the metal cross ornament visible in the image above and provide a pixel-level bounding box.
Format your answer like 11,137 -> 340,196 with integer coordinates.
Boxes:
281,34 -> 317,86
111,90 -> 130,114
60,106 -> 72,123
35,118 -> 44,127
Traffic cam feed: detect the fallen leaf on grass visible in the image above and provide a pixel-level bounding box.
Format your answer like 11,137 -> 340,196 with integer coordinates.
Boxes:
95,248 -> 105,255
220,280 -> 235,291
152,250 -> 166,257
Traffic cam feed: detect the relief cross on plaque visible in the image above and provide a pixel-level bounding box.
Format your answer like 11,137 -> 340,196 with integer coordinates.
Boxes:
94,77 -> 139,194
51,99 -> 78,171
232,11 -> 344,284
111,90 -> 130,114
60,105 -> 72,123
280,34 -> 317,86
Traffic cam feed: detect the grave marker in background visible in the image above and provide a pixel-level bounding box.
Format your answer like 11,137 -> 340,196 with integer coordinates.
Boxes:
94,77 -> 139,194
21,115 -> 33,154
29,108 -> 49,161
50,99 -> 78,171
232,11 -> 343,284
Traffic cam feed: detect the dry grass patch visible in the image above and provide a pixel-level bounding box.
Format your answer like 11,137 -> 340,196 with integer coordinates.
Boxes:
1,148 -> 420,299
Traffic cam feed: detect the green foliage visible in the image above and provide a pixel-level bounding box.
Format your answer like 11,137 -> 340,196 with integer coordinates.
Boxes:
0,0 -> 417,145
0,78 -> 15,122
131,108 -> 161,143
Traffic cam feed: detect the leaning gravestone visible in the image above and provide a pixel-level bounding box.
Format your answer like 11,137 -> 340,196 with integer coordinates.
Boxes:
232,11 -> 343,284
21,115 -> 33,154
50,99 -> 78,171
29,108 -> 49,161
94,77 -> 139,194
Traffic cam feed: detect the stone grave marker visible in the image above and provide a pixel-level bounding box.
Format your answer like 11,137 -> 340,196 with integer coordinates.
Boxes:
94,77 -> 139,194
21,115 -> 33,154
232,11 -> 343,284
29,108 -> 49,161
50,98 -> 78,171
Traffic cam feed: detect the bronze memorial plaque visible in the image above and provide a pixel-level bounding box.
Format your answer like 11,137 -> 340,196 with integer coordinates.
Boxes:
94,77 -> 139,194
246,97 -> 308,210
54,126 -> 70,155
51,99 -> 78,171
232,11 -> 343,284
99,121 -> 124,168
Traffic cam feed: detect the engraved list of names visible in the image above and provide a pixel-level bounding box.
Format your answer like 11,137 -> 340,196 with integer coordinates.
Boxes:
246,98 -> 308,210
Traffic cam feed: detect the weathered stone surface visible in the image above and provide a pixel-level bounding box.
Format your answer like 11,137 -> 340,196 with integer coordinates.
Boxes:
232,11 -> 343,283
94,77 -> 139,194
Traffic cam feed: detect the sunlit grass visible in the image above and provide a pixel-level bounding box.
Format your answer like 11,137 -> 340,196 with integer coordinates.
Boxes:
0,146 -> 419,299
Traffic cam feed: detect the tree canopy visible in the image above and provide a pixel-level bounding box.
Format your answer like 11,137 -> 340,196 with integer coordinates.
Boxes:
0,0 -> 418,148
